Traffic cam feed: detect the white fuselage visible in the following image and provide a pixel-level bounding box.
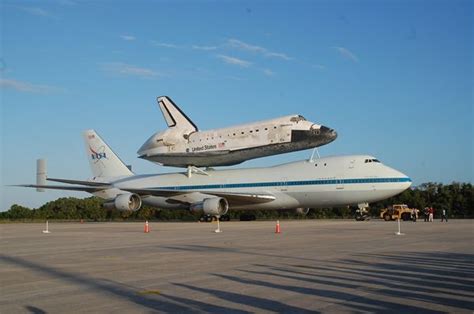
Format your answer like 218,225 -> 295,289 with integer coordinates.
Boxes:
98,155 -> 411,210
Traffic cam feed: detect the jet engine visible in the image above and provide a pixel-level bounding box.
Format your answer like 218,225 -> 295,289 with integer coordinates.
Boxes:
190,197 -> 229,216
103,193 -> 142,211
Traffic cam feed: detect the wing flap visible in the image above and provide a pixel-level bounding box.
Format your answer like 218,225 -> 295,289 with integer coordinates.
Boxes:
204,191 -> 276,205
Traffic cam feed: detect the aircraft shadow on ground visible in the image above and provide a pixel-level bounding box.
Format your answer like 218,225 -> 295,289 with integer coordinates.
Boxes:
237,251 -> 473,313
0,254 -> 238,313
1,251 -> 473,313
160,244 -> 315,261
171,282 -> 319,314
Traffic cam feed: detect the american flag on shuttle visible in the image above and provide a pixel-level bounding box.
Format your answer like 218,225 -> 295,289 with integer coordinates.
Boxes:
218,142 -> 225,148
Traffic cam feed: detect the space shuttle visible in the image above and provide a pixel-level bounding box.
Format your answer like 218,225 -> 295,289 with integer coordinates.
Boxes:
137,96 -> 338,168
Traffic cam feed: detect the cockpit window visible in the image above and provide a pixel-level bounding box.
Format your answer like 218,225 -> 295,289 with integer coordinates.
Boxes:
290,115 -> 306,122
365,158 -> 381,163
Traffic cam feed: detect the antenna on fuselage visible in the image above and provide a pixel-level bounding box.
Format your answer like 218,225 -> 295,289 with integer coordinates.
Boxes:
309,148 -> 320,162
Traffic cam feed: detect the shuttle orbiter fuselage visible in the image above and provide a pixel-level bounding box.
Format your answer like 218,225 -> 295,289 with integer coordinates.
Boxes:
138,96 -> 337,167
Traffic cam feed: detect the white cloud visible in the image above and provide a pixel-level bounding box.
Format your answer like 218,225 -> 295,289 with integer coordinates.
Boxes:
18,6 -> 53,17
227,39 -> 266,53
227,38 -> 293,61
217,55 -> 252,68
120,35 -> 135,41
192,45 -> 218,51
0,78 -> 61,93
150,40 -> 179,48
101,62 -> 158,78
334,46 -> 359,63
264,52 -> 292,61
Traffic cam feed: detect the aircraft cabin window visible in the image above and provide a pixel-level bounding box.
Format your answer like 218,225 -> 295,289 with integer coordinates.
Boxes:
373,159 -> 380,163
274,126 -> 277,129
265,128 -> 268,130
256,129 -> 259,132
250,130 -> 253,133
241,132 -> 244,134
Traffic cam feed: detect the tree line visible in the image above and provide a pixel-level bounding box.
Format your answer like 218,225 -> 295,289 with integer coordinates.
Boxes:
1,182 -> 472,221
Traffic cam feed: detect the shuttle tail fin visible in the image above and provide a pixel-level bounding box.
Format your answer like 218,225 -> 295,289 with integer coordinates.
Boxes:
157,96 -> 198,131
83,130 -> 134,178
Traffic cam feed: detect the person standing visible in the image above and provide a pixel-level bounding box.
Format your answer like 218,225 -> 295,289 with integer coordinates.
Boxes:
441,208 -> 448,222
429,207 -> 434,222
412,208 -> 417,222
424,207 -> 429,222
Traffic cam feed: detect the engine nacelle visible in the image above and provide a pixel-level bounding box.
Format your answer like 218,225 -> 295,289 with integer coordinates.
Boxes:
294,207 -> 310,215
103,193 -> 142,211
190,197 -> 229,216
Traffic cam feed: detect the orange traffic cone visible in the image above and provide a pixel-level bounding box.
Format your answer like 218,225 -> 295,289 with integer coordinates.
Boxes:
275,220 -> 281,234
144,220 -> 150,233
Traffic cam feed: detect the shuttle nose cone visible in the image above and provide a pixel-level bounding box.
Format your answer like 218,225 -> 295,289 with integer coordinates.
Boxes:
320,125 -> 338,142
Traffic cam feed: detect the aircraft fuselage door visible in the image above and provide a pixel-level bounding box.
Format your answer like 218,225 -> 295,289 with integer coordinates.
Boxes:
280,177 -> 288,192
349,159 -> 355,169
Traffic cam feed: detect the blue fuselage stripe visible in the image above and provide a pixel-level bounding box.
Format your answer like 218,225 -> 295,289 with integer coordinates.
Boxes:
155,177 -> 412,191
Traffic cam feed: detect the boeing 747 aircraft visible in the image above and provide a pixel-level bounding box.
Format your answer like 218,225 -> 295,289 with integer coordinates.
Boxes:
17,130 -> 411,217
138,96 -> 337,168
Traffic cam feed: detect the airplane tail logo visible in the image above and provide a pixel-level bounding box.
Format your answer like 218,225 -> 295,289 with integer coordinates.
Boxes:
83,130 -> 133,178
89,145 -> 107,161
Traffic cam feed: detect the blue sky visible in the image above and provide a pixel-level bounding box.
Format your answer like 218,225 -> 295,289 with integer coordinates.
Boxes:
1,0 -> 472,210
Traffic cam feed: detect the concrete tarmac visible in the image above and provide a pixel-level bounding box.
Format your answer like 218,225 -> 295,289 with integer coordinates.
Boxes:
1,220 -> 473,313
